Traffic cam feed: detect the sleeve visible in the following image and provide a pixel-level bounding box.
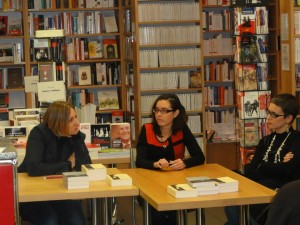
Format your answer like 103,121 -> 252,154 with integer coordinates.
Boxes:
135,125 -> 156,170
182,124 -> 205,168
74,132 -> 92,171
25,126 -> 69,176
258,133 -> 300,179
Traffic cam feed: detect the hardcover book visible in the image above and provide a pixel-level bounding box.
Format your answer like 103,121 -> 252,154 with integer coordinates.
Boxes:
79,123 -> 91,144
7,67 -> 24,88
110,122 -> 131,149
106,173 -> 132,186
0,44 -> 13,62
78,65 -> 92,85
38,62 -> 55,82
91,123 -> 110,148
0,16 -> 8,35
167,184 -> 198,198
189,71 -> 202,88
103,39 -> 118,59
88,40 -> 103,59
9,19 -> 22,35
97,88 -> 120,110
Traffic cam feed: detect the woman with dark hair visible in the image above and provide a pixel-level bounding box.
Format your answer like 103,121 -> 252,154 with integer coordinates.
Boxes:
225,93 -> 300,225
136,94 -> 205,225
18,101 -> 91,225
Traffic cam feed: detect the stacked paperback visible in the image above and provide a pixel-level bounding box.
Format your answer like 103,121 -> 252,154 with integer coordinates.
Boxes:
167,183 -> 198,198
106,173 -> 132,186
186,176 -> 218,195
213,176 -> 239,193
62,172 -> 89,189
81,163 -> 107,181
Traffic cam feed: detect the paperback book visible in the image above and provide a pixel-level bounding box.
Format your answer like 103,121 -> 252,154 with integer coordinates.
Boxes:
237,91 -> 260,119
91,123 -> 110,148
167,184 -> 198,198
6,67 -> 24,88
106,173 -> 132,186
97,88 -> 120,110
110,122 -> 131,149
62,171 -> 89,189
81,163 -> 107,181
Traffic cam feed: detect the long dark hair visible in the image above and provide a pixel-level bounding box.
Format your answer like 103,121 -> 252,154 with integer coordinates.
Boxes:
151,94 -> 188,136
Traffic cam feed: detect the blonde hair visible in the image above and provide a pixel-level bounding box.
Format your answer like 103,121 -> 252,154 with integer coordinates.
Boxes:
43,101 -> 73,136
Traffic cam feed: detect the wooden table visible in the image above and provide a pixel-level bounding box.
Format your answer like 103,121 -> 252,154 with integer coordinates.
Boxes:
122,164 -> 276,225
18,168 -> 139,225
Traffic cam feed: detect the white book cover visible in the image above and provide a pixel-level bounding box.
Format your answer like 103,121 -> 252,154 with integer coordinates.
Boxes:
167,184 -> 198,198
80,123 -> 91,144
106,174 -> 132,186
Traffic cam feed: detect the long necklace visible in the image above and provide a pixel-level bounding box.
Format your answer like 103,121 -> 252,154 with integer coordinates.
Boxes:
159,132 -> 172,149
263,132 -> 291,163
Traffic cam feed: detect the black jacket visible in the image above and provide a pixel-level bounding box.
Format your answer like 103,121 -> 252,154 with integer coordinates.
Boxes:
18,123 -> 91,176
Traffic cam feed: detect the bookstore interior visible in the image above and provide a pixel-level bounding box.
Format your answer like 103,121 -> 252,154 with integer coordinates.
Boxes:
3,0 -> 300,224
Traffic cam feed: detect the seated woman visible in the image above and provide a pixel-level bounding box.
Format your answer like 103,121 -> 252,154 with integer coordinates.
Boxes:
18,101 -> 91,225
225,93 -> 300,225
136,93 -> 205,225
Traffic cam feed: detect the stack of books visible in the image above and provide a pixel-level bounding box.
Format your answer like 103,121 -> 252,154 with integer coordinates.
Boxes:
167,183 -> 198,198
186,176 -> 218,195
81,163 -> 107,181
213,176 -> 239,193
62,171 -> 89,189
106,173 -> 132,186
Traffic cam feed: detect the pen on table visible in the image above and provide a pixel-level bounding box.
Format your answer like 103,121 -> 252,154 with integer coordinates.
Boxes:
44,175 -> 63,179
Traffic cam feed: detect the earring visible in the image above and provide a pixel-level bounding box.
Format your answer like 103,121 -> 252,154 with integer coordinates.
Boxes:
286,126 -> 290,133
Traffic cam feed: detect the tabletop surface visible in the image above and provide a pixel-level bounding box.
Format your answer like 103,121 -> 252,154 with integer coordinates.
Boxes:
122,164 -> 276,211
18,168 -> 139,202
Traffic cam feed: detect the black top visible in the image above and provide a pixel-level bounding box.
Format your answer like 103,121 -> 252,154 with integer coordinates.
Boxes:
136,123 -> 205,169
18,123 -> 91,176
245,128 -> 300,189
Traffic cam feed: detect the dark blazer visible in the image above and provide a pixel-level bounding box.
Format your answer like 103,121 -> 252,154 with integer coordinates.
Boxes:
18,123 -> 91,176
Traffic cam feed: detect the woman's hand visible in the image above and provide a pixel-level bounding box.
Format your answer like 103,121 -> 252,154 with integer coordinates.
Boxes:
68,153 -> 76,169
283,152 -> 294,163
154,158 -> 169,169
169,159 -> 186,170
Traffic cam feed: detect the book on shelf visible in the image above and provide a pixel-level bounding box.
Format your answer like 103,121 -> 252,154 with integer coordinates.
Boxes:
95,63 -> 107,85
0,44 -> 13,62
234,36 -> 259,64
103,39 -> 118,59
237,91 -> 260,119
80,123 -> 91,144
62,171 -> 89,190
38,62 -> 55,82
96,112 -> 112,124
0,126 -> 27,143
88,40 -> 103,59
103,14 -> 118,33
189,71 -> 202,88
0,93 -> 9,108
257,63 -> 268,90
97,88 -> 120,110
33,38 -> 50,61
167,184 -> 198,198
0,16 -> 8,35
239,119 -> 259,147
6,67 -> 24,88
81,163 -> 107,181
14,114 -> 40,126
106,173 -> 132,186
78,65 -> 92,86
14,108 -> 41,117
111,110 -> 124,123
8,19 -> 22,36
0,108 -> 9,127
234,64 -> 258,91
186,176 -> 216,188
91,123 -> 110,148
110,122 -> 131,149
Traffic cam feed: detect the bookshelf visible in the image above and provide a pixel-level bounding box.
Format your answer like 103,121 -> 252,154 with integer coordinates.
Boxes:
131,0 -> 204,153
279,1 -> 300,129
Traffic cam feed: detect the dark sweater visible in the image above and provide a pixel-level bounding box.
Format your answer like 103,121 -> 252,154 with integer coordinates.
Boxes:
18,123 -> 91,176
136,123 -> 205,169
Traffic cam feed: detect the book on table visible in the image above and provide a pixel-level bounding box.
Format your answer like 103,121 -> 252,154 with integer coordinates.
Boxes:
212,177 -> 239,193
62,171 -> 89,189
81,163 -> 107,181
167,183 -> 198,198
106,173 -> 132,186
186,176 -> 216,188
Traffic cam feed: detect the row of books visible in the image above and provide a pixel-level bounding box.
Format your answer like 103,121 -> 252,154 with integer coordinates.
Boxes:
28,0 -> 115,9
67,38 -> 118,61
138,2 -> 200,22
0,16 -> 22,36
203,34 -> 234,56
140,71 -> 201,91
168,176 -> 238,198
204,85 -> 234,107
237,90 -> 271,119
202,0 -> 229,5
139,48 -> 201,68
67,62 -> 121,86
202,10 -> 231,31
28,11 -> 117,36
235,63 -> 269,91
138,25 -> 200,45
204,59 -> 234,82
0,0 -> 22,9
294,38 -> 300,64
141,93 -> 202,113
233,6 -> 269,35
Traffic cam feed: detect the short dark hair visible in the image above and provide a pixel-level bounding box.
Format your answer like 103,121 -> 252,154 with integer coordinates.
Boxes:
271,93 -> 299,122
151,94 -> 188,136
43,101 -> 74,136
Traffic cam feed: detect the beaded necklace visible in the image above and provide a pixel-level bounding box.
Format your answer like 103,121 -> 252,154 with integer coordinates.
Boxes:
262,132 -> 291,163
